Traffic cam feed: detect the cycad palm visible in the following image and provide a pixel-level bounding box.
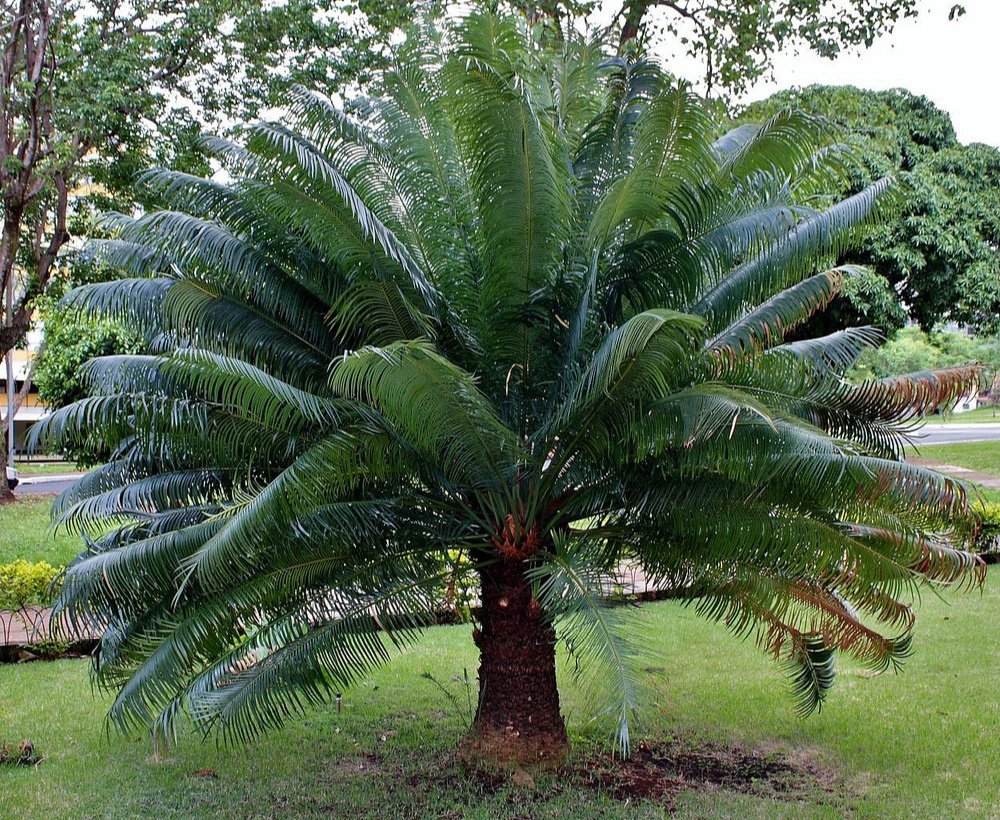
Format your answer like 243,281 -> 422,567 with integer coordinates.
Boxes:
35,11 -> 984,768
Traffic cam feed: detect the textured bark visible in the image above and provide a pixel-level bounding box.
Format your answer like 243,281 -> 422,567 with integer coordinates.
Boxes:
0,423 -> 12,503
0,465 -> 14,504
460,559 -> 569,769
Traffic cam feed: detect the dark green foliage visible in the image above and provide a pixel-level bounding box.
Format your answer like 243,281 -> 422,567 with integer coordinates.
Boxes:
33,310 -> 142,412
32,11 -> 986,757
57,0 -> 418,215
31,290 -> 143,464
743,86 -> 1000,332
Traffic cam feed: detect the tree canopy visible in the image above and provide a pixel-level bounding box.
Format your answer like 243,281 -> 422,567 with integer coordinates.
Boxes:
742,85 -> 1000,333
1,0 -> 415,492
32,10 -> 984,767
613,0 -> 961,96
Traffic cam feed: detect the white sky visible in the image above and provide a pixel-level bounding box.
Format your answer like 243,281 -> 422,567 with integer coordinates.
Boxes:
624,0 -> 999,148
743,0 -> 999,147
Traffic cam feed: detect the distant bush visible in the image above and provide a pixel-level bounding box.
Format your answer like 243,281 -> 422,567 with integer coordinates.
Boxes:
0,560 -> 63,654
0,560 -> 61,610
436,550 -> 476,623
971,504 -> 1000,564
31,298 -> 143,465
853,327 -> 1000,401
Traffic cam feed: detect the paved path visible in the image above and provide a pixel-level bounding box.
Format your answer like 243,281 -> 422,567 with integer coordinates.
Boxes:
906,456 -> 1000,490
12,474 -> 83,497
0,607 -> 53,647
0,606 -> 98,651
915,422 -> 1000,446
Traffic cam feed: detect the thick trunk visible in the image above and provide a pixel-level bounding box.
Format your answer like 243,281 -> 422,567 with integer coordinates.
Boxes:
461,559 -> 568,769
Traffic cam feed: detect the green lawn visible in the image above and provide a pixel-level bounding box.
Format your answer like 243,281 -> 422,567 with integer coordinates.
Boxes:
923,406 -> 1000,424
912,440 -> 1000,478
905,440 -> 1000,503
1,572 -> 996,818
0,497 -> 82,566
12,460 -> 84,478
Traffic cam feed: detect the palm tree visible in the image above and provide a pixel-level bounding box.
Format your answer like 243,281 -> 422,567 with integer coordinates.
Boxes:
34,10 -> 985,768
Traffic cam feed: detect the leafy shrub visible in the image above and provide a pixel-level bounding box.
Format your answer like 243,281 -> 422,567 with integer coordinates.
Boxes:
0,561 -> 63,651
854,326 -> 1000,381
32,300 -> 143,465
971,504 -> 1000,563
21,636 -> 72,659
0,560 -> 61,610
436,550 -> 476,623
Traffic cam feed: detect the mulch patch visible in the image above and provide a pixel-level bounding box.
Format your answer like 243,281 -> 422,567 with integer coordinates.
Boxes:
319,734 -> 839,814
0,639 -> 98,664
571,738 -> 836,809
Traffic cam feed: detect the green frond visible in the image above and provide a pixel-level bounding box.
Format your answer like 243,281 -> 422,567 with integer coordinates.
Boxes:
179,433 -> 370,590
330,341 -> 519,491
529,536 -> 643,758
786,636 -> 836,717
247,122 -> 441,316
587,85 -> 714,250
715,109 -> 839,188
328,280 -> 435,346
709,268 -> 853,355
62,278 -> 173,334
692,178 -> 893,332
550,309 -> 705,434
604,186 -> 800,323
772,327 -> 882,371
446,11 -> 570,372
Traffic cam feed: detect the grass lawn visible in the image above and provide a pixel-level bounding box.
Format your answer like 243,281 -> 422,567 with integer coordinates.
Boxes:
1,571 -> 996,818
905,440 -> 1000,503
923,406 -> 1000,424
0,497 -> 83,566
912,440 -> 1000,477
11,460 -> 84,478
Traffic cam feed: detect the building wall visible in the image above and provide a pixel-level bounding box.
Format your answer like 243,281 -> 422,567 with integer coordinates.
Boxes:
3,341 -> 47,453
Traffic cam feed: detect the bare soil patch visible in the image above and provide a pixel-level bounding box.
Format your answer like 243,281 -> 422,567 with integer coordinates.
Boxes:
572,738 -> 840,809
317,734 -> 842,815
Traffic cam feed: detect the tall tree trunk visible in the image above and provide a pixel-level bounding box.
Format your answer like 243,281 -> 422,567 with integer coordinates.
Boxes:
0,430 -> 13,503
460,559 -> 569,769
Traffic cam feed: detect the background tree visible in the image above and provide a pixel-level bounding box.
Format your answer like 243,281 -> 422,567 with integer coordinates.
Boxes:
0,0 -> 416,499
612,0 -> 964,96
854,325 -> 1000,389
742,85 -> 1000,333
34,12 -> 984,768
30,291 -> 141,464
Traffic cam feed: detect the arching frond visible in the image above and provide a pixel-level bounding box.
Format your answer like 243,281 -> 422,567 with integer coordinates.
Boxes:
446,11 -> 570,375
330,341 -> 520,491
692,178 -> 893,331
530,536 -> 644,758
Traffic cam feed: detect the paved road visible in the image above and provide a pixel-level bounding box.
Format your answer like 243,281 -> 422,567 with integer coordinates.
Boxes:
7,423 -> 1000,495
12,474 -> 83,497
913,423 -> 1000,446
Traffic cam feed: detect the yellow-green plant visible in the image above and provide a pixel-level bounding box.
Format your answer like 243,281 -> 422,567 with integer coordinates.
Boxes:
0,560 -> 61,610
0,560 -> 62,647
970,503 -> 1000,561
